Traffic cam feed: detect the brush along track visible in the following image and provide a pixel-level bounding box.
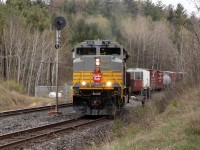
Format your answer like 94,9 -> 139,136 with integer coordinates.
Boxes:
0,116 -> 106,150
0,103 -> 72,117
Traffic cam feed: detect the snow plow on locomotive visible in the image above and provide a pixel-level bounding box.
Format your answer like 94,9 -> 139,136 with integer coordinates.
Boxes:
72,40 -> 130,116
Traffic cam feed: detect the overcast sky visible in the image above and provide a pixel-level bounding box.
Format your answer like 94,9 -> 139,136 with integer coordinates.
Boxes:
152,0 -> 198,15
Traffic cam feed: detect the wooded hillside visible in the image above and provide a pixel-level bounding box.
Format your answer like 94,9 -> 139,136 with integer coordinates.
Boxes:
0,0 -> 199,94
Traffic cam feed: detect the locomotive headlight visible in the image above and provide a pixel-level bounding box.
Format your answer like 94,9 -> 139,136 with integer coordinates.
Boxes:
106,81 -> 112,87
81,81 -> 86,86
95,58 -> 100,66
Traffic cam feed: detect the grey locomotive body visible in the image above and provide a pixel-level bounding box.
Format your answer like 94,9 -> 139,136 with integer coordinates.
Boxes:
72,40 -> 129,116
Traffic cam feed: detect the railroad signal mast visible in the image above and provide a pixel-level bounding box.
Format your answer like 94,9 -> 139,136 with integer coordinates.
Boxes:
51,16 -> 67,114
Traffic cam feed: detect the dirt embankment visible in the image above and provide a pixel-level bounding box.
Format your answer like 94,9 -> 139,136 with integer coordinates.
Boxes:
0,85 -> 54,111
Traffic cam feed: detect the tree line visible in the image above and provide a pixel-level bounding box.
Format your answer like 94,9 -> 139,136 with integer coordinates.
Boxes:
0,0 -> 199,94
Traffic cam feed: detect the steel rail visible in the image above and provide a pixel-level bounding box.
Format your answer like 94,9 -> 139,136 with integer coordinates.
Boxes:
0,103 -> 72,117
0,116 -> 106,150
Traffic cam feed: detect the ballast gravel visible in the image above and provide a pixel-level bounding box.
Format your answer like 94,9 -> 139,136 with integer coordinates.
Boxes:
24,121 -> 113,150
0,100 -> 141,150
0,106 -> 80,135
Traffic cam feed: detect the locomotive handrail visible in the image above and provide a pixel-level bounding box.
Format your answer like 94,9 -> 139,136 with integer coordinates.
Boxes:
113,73 -> 122,87
73,71 -> 89,86
113,73 -> 123,97
90,72 -> 92,87
72,75 -> 81,87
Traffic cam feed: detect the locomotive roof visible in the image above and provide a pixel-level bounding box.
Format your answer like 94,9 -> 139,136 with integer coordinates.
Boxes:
72,40 -> 123,48
72,40 -> 128,53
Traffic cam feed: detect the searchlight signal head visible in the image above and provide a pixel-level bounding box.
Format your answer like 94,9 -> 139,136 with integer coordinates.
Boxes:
57,20 -> 62,26
53,16 -> 67,30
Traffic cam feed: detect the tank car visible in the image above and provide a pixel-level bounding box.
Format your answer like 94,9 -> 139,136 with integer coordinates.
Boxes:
163,71 -> 185,88
72,40 -> 129,116
163,73 -> 171,88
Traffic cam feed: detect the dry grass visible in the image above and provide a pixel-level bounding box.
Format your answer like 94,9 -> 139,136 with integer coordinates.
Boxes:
93,84 -> 200,150
0,82 -> 54,111
0,88 -> 31,111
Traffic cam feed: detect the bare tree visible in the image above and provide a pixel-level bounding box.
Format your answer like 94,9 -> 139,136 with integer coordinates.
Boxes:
0,14 -> 61,94
121,16 -> 174,70
121,16 -> 152,68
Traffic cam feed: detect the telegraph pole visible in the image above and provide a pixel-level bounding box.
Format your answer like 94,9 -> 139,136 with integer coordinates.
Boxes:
52,16 -> 67,114
3,49 -> 6,80
49,57 -> 53,87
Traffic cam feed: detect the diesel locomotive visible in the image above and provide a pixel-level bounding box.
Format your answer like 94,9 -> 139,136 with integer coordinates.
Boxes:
72,40 -> 130,116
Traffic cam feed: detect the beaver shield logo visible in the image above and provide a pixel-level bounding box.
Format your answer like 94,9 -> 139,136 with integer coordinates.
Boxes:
93,72 -> 102,83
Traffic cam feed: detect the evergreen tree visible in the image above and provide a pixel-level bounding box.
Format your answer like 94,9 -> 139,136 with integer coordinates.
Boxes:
124,0 -> 138,16
167,5 -> 174,23
6,0 -> 32,10
70,19 -> 103,45
85,0 -> 99,15
173,4 -> 188,53
174,3 -> 187,28
63,0 -> 76,14
143,0 -> 164,21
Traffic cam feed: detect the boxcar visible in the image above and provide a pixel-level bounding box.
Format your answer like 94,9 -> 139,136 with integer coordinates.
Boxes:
127,68 -> 150,94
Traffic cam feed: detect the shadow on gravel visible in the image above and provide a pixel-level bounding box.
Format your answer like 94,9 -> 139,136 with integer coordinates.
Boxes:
82,115 -> 108,120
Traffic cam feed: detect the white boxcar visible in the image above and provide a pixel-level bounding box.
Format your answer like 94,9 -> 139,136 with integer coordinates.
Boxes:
127,68 -> 150,92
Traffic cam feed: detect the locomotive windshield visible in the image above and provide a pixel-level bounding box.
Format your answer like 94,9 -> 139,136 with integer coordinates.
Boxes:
100,48 -> 121,55
76,48 -> 96,55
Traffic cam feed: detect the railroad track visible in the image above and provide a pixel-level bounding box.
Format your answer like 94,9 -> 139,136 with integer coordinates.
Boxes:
0,103 -> 72,117
0,116 -> 106,150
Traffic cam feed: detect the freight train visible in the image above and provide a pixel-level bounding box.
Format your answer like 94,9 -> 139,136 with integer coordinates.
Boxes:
127,68 -> 184,96
71,40 -> 184,116
72,40 -> 130,116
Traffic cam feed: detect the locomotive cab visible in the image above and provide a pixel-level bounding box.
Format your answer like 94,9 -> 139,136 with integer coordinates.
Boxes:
72,40 -> 129,116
